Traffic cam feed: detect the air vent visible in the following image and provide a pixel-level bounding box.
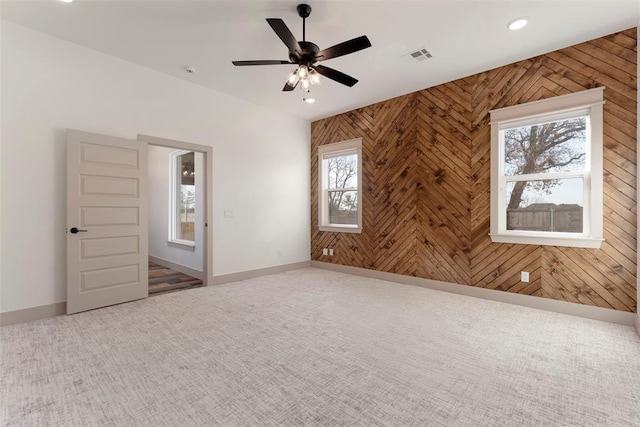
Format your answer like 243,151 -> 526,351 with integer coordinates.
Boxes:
407,48 -> 433,62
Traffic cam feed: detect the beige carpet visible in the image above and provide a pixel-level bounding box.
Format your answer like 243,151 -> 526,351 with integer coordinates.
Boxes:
1,268 -> 639,426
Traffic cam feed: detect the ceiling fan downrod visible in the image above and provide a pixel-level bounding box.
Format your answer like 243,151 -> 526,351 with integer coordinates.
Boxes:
297,4 -> 311,42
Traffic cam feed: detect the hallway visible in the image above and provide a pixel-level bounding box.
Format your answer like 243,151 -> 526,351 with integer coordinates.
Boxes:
148,262 -> 203,296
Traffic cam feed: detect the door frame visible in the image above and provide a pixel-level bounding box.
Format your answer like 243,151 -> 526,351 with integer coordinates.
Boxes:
138,134 -> 213,286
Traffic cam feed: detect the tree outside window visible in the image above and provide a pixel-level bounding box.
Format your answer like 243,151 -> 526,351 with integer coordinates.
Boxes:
170,150 -> 196,245
489,87 -> 604,248
179,185 -> 195,241
503,117 -> 586,233
318,139 -> 362,233
327,154 -> 358,225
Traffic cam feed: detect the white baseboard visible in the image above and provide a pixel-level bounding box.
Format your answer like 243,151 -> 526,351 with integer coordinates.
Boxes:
212,261 -> 311,285
0,302 -> 66,327
3,261 -> 632,330
0,262 -> 310,326
311,261 -> 637,327
149,255 -> 204,280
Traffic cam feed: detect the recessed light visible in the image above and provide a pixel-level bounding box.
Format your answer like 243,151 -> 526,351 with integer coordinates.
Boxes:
59,0 -> 73,3
508,17 -> 528,31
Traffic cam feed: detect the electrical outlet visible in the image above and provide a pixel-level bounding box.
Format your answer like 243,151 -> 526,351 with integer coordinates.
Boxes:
521,271 -> 530,282
322,248 -> 328,256
329,249 -> 334,256
224,210 -> 234,218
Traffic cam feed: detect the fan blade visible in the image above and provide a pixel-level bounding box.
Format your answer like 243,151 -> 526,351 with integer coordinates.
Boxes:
313,65 -> 358,87
232,60 -> 293,66
283,81 -> 298,92
314,35 -> 371,61
266,18 -> 302,57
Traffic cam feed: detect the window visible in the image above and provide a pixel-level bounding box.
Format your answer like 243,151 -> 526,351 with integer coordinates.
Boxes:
318,138 -> 362,233
170,150 -> 196,247
490,87 -> 604,248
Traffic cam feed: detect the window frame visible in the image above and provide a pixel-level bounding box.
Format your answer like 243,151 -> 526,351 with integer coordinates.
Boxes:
489,87 -> 604,248
169,149 -> 196,249
317,138 -> 363,234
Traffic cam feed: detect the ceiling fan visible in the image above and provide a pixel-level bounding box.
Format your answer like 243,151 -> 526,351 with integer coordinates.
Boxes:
232,3 -> 371,97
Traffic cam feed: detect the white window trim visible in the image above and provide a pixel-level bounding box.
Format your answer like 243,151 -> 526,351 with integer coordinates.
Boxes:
489,87 -> 604,248
169,149 -> 196,248
318,138 -> 363,233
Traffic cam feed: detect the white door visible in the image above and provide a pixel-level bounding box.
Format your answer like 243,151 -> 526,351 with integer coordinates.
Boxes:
67,129 -> 148,314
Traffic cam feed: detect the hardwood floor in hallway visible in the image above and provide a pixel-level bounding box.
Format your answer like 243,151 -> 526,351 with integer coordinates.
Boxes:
148,261 -> 203,296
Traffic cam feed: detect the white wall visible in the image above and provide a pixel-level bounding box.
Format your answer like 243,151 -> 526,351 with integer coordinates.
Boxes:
148,146 -> 204,272
0,21 -> 310,313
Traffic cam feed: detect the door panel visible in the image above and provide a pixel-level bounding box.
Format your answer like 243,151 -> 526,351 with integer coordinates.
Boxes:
80,142 -> 140,168
80,175 -> 139,196
80,236 -> 139,259
81,207 -> 139,226
81,265 -> 139,291
67,130 -> 148,314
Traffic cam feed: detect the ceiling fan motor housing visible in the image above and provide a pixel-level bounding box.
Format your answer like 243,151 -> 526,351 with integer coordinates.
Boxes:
290,41 -> 320,66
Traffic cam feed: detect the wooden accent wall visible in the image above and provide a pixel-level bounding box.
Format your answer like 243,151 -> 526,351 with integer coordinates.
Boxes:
311,28 -> 638,312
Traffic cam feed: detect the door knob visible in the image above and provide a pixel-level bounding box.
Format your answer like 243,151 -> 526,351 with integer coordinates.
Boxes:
70,227 -> 88,234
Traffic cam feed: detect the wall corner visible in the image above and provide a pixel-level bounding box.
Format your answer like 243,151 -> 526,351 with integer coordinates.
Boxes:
636,24 -> 639,337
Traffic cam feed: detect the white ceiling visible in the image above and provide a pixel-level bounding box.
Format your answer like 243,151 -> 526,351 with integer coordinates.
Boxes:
1,1 -> 638,122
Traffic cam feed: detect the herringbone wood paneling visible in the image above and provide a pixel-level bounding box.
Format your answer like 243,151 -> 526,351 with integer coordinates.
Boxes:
416,79 -> 473,285
311,107 -> 377,269
311,28 -> 637,312
372,95 -> 418,276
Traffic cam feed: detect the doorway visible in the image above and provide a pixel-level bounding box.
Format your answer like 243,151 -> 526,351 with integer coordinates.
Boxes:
140,134 -> 213,296
66,130 -> 213,314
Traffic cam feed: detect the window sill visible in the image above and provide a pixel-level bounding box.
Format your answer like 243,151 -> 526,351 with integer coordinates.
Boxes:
319,225 -> 362,234
168,240 -> 196,251
489,233 -> 603,249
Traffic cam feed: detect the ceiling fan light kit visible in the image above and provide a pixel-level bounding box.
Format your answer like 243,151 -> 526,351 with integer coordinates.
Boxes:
232,3 -> 371,103
288,65 -> 321,91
